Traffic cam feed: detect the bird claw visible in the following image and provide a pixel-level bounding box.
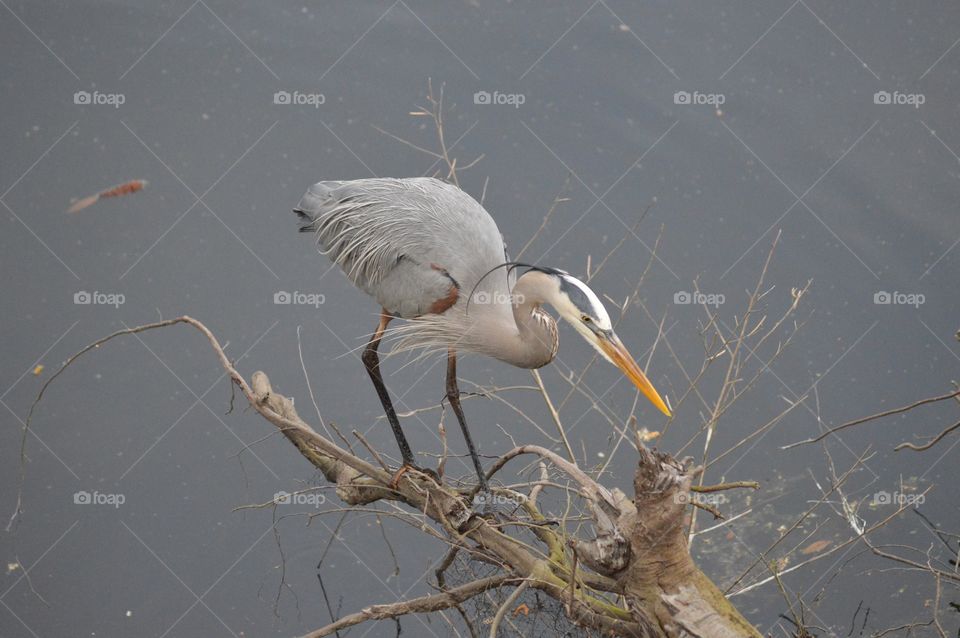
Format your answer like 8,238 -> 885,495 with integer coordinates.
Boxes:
389,463 -> 440,490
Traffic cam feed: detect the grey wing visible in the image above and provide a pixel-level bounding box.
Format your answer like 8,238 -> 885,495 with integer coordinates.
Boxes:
294,177 -> 506,319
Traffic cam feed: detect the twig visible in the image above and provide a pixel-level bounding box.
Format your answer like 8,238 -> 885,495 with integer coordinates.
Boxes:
515,175 -> 572,260
353,431 -> 391,472
298,325 -> 351,450
783,388 -> 960,449
531,369 -> 575,462
304,575 -> 514,638
691,481 -> 759,493
488,580 -> 529,638
895,418 -> 960,452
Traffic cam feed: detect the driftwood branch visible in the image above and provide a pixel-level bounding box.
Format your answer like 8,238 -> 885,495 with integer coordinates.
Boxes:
14,315 -> 764,637
304,575 -> 515,638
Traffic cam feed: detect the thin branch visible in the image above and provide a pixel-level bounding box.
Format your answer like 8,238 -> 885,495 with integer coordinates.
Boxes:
488,580 -> 529,638
895,418 -> 960,452
304,575 -> 514,638
783,388 -> 960,449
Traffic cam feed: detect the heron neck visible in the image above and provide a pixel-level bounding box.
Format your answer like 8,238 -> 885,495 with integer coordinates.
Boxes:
502,271 -> 558,369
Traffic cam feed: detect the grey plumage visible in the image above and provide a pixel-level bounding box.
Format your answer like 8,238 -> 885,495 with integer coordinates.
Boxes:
294,177 -> 555,366
293,176 -> 672,486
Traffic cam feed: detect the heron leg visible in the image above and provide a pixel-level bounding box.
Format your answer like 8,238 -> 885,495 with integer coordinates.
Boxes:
446,348 -> 490,492
362,312 -> 416,468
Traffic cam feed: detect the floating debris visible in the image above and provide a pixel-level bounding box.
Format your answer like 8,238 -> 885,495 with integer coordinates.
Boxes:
801,539 -> 832,555
67,179 -> 148,213
32,364 -> 44,376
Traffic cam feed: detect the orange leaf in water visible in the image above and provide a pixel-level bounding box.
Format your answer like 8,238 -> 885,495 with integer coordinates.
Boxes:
801,539 -> 832,555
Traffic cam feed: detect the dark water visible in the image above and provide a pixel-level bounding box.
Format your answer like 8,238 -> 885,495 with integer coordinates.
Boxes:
2,2 -> 958,636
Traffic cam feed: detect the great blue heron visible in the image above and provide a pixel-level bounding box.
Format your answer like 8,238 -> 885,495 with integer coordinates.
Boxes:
294,177 -> 670,494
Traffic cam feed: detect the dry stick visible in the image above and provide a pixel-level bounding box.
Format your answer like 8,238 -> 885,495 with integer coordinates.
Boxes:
461,379 -> 561,445
9,316 -> 391,534
298,324 -> 352,451
14,316 -> 722,636
304,575 -> 515,638
637,301 -> 715,433
514,174 -> 572,260
860,535 -> 960,584
565,546 -> 579,615
389,385 -> 539,419
375,512 -> 401,578
551,364 -> 626,434
691,500 -> 723,520
731,484 -> 943,597
678,281 -> 810,463
702,397 -> 804,469
816,431 -> 866,536
372,125 -> 443,159
689,231 -> 781,544
895,418 -> 960,452
584,202 -> 656,285
8,318 -> 192,529
686,274 -> 809,456
378,79 -> 480,188
930,564 -> 948,638
692,508 -> 753,537
436,609 -> 467,638
725,446 -> 872,595
691,481 -> 759,493
873,621 -> 937,638
484,445 -> 604,500
437,419 -> 449,480
783,388 -> 960,449
353,431 -> 391,472
430,81 -> 458,187
531,369 -> 575,462
487,580 -> 529,638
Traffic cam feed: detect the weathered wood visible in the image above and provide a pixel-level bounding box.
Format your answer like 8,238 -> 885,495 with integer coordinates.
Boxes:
16,316 -> 762,637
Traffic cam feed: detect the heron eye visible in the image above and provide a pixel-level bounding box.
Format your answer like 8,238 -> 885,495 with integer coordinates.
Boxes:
581,315 -> 591,323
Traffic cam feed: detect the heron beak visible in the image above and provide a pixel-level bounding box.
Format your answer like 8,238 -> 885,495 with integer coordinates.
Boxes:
598,333 -> 672,417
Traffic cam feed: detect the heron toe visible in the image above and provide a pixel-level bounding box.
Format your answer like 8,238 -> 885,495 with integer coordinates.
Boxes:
388,463 -> 440,490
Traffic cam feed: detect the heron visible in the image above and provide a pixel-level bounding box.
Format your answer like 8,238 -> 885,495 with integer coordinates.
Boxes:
294,177 -> 670,496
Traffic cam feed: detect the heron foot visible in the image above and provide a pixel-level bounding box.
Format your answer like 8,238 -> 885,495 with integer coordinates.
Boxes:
388,463 -> 440,490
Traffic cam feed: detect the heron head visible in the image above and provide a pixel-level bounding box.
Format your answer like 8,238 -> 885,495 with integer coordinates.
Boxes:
544,269 -> 672,417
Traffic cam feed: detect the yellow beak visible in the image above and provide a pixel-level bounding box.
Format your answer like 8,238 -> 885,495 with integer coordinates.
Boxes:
599,334 -> 672,417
